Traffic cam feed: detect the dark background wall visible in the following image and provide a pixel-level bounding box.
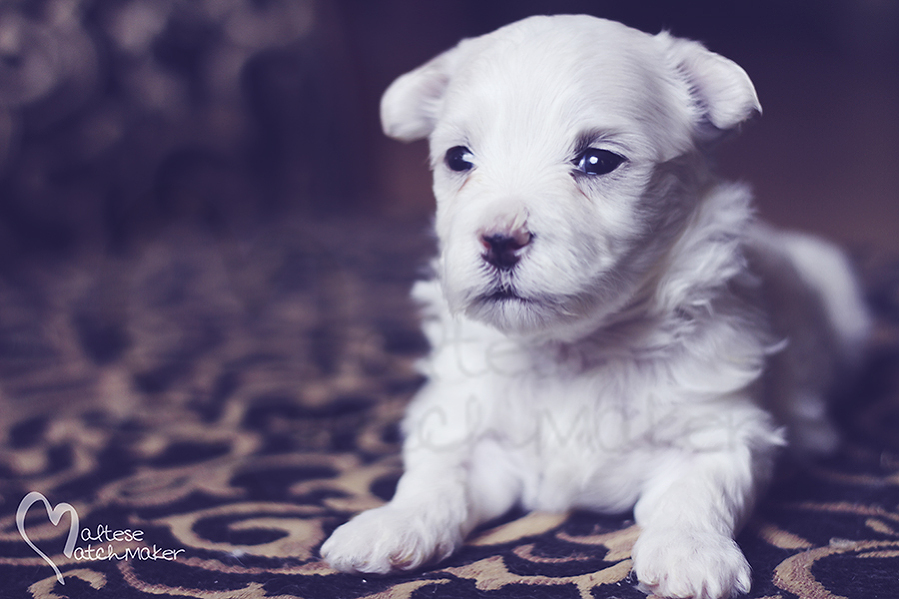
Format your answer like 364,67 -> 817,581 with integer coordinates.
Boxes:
0,0 -> 897,260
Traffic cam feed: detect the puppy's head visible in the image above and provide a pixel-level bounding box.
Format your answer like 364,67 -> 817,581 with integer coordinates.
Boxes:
382,15 -> 760,339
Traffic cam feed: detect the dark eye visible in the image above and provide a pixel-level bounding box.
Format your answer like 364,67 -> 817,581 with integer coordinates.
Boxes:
445,146 -> 474,172
574,148 -> 625,175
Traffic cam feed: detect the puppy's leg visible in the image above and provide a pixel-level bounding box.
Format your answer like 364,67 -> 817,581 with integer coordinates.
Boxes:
320,460 -> 470,574
631,427 -> 779,599
321,439 -> 519,574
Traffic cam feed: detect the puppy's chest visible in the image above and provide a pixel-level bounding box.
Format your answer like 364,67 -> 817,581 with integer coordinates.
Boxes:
427,333 -> 679,456
493,370 -> 653,448
484,371 -> 660,511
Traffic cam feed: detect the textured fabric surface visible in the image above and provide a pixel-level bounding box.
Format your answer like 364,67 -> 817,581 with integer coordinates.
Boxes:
0,218 -> 897,599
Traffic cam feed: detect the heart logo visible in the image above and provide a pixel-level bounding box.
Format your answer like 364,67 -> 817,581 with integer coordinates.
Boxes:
17,491 -> 80,585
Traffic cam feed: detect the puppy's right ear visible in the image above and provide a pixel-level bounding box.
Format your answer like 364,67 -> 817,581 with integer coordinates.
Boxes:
658,32 -> 761,135
380,42 -> 467,142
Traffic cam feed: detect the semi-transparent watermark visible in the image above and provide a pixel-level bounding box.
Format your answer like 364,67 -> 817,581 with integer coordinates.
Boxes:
16,491 -> 185,585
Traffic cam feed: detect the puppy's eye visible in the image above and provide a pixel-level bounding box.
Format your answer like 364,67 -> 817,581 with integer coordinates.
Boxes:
445,146 -> 474,172
574,148 -> 625,176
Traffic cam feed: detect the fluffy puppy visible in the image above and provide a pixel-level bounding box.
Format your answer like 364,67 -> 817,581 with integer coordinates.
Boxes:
321,15 -> 870,599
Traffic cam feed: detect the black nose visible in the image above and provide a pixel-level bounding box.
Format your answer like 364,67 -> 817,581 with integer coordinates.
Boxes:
481,232 -> 531,270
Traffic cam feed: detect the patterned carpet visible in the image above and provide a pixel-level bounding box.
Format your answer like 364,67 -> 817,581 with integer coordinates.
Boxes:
0,217 -> 897,599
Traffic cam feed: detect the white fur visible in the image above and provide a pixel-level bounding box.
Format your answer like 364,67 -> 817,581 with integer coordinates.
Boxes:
321,15 -> 870,599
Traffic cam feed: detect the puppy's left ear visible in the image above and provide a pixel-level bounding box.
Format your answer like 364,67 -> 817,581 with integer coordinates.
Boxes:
659,33 -> 761,133
380,41 -> 470,142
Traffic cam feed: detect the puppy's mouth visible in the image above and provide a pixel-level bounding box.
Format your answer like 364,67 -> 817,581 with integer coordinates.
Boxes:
466,282 -> 566,335
478,285 -> 531,304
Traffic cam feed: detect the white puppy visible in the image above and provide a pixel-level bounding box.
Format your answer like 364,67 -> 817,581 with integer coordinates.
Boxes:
321,15 -> 870,599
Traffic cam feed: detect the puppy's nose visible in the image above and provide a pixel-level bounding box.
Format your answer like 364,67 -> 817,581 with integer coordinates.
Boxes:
480,228 -> 532,270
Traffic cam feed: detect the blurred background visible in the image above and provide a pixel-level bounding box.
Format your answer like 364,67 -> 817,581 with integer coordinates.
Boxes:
0,0 -> 897,262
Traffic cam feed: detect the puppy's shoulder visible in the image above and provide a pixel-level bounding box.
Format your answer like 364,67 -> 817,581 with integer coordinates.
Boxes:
653,182 -> 755,316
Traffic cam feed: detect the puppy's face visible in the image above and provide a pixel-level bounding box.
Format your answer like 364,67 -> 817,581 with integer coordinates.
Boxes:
382,16 -> 760,339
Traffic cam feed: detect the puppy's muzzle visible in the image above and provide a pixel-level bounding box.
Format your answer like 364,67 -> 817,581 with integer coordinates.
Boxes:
480,227 -> 532,270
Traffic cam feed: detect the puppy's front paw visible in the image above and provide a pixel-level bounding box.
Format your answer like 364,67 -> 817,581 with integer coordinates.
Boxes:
632,528 -> 751,599
320,505 -> 461,574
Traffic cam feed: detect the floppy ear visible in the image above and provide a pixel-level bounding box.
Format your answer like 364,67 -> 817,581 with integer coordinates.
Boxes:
659,32 -> 761,133
380,42 -> 468,142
